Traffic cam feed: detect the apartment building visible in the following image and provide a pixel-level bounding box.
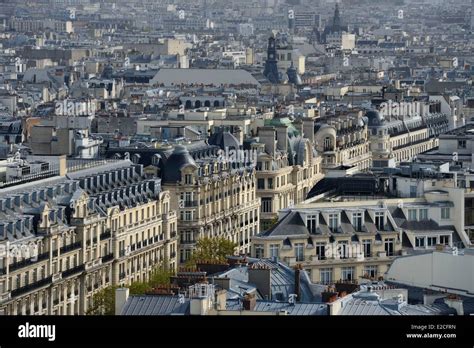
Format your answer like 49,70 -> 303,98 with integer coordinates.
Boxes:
251,188 -> 469,284
367,100 -> 450,169
9,18 -> 73,33
158,141 -> 260,261
254,116 -> 323,231
314,112 -> 372,172
0,158 -> 177,315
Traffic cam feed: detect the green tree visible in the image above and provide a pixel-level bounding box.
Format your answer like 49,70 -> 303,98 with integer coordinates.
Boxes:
148,265 -> 173,288
128,281 -> 151,295
86,265 -> 175,315
86,285 -> 117,315
188,236 -> 237,265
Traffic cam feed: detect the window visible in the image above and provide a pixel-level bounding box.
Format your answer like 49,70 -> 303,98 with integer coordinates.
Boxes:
320,268 -> 333,284
257,179 -> 265,189
419,209 -> 428,220
294,243 -> 304,262
267,178 -> 273,189
441,207 -> 450,219
184,174 -> 193,185
415,237 -> 425,248
362,239 -> 372,258
323,137 -> 333,151
316,242 -> 326,260
261,198 -> 272,213
180,211 -> 193,221
364,265 -> 378,279
269,244 -> 279,258
255,244 -> 264,258
384,238 -> 394,256
328,213 -> 338,232
352,212 -> 363,232
427,236 -> 437,247
375,212 -> 384,230
341,267 -> 355,281
410,186 -> 417,198
307,215 -> 318,234
458,140 -> 466,149
338,241 -> 349,259
440,235 -> 450,245
408,209 -> 417,221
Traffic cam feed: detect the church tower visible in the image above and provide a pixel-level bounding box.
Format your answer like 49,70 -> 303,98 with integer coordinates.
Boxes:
263,35 -> 280,84
333,3 -> 341,32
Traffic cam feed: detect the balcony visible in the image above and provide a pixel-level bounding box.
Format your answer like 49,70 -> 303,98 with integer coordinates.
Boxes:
62,264 -> 85,278
11,276 -> 52,297
182,200 -> 198,208
8,258 -> 37,273
170,252 -> 177,259
0,293 -> 11,304
85,259 -> 102,271
60,241 -> 82,254
119,272 -> 126,280
100,230 -> 111,240
180,239 -> 196,245
52,273 -> 62,283
170,231 -> 177,239
163,211 -> 177,220
102,254 -> 114,263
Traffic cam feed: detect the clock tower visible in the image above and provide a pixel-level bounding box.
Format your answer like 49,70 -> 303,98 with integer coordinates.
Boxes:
263,35 -> 280,84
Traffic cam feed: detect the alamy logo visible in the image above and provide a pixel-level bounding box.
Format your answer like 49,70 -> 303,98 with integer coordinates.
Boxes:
379,100 -> 422,119
217,147 -> 257,165
55,99 -> 96,117
18,322 -> 56,342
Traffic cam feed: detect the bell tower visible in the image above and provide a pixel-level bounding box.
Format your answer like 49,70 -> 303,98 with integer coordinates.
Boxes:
263,35 -> 280,84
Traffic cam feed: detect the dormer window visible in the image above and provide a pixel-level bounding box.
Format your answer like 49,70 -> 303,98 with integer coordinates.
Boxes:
352,212 -> 363,231
184,174 -> 193,185
328,213 -> 339,232
306,215 -> 318,234
375,212 -> 384,230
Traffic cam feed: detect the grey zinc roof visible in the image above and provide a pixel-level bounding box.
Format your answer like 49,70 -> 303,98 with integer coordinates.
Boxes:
120,295 -> 190,315
339,294 -> 452,315
150,69 -> 260,87
225,300 -> 327,315
260,211 -> 309,237
339,298 -> 391,315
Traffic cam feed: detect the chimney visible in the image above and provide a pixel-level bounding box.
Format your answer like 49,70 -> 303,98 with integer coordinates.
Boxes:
213,277 -> 230,290
258,127 -> 277,156
275,125 -> 288,152
115,287 -> 129,315
190,297 -> 211,315
444,296 -> 464,315
248,265 -> 272,300
242,292 -> 257,311
294,264 -> 302,302
58,155 -> 67,176
302,118 -> 315,143
322,290 -> 338,303
233,126 -> 244,145
215,289 -> 227,311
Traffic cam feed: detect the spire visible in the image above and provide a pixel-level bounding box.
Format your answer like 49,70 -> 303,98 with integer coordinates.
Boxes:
333,3 -> 341,31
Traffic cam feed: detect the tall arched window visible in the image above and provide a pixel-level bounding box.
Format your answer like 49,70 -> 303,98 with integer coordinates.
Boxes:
323,137 -> 333,151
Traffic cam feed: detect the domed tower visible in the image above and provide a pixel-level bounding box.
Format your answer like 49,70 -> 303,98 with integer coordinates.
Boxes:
102,64 -> 114,79
366,110 -> 395,169
287,62 -> 302,85
160,145 -> 198,184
